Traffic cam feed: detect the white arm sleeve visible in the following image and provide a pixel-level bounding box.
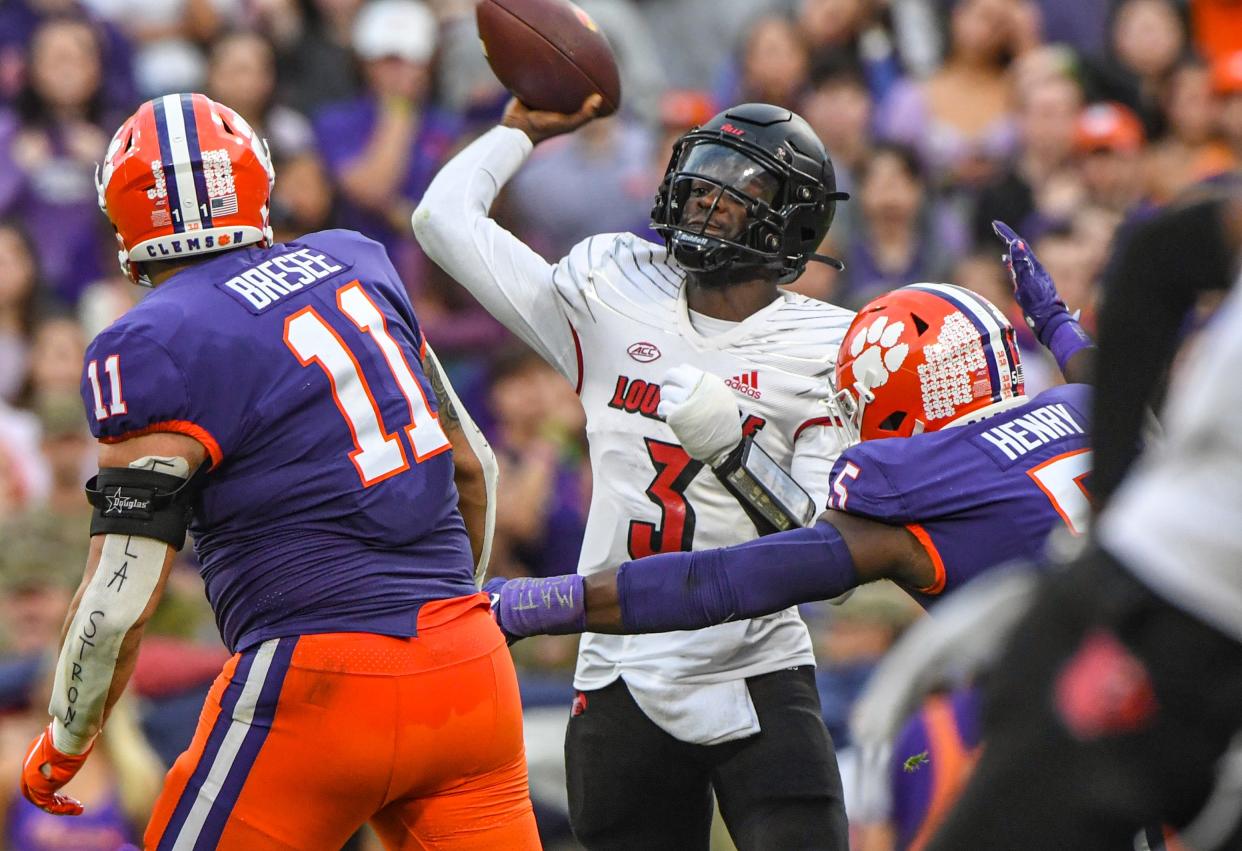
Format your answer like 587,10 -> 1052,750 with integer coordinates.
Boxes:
412,126 -> 589,382
48,455 -> 187,755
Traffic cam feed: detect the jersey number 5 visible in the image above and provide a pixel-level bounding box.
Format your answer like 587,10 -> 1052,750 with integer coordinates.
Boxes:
284,281 -> 449,486
1027,448 -> 1092,536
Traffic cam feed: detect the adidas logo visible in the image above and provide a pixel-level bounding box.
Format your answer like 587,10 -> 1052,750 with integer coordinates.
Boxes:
725,370 -> 762,399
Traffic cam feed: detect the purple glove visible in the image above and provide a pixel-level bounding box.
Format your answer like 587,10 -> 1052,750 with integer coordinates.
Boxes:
484,575 -> 587,644
992,220 -> 1093,372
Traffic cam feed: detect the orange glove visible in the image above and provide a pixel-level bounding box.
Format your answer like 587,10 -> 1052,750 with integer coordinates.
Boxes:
19,723 -> 93,816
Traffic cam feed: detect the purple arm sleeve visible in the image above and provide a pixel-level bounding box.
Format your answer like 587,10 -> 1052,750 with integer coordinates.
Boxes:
615,520 -> 857,634
485,575 -> 586,641
1043,315 -> 1095,374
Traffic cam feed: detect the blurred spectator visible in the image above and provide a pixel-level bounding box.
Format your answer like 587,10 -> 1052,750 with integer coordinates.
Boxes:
715,13 -> 810,111
0,221 -> 39,403
876,0 -> 1027,187
1145,58 -> 1236,202
0,17 -> 116,304
206,29 -> 314,162
34,394 -> 93,517
802,60 -> 874,197
81,0 -> 225,97
0,404 -> 49,512
270,0 -> 364,114
1030,224 -> 1097,331
575,0 -> 667,125
1089,0 -> 1188,136
487,350 -> 588,579
1,687 -> 162,850
22,315 -> 87,409
1030,0 -> 1107,57
1216,50 -> 1242,160
0,513 -> 83,653
270,150 -> 339,241
1069,203 -> 1123,289
312,0 -> 460,254
811,585 -> 922,753
834,143 -> 960,308
432,1 -> 507,117
504,115 -> 653,260
797,0 -> 900,99
971,71 -> 1083,246
77,274 -> 142,340
795,60 -> 874,301
1073,101 -> 1147,214
0,0 -> 136,109
1190,0 -> 1242,66
640,0 -> 783,92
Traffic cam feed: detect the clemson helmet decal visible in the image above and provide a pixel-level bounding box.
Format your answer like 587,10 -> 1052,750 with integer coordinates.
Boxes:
830,284 -> 1025,444
96,92 -> 275,285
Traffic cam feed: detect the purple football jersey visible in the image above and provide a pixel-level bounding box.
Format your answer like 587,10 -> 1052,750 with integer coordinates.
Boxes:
828,384 -> 1092,605
81,230 -> 477,651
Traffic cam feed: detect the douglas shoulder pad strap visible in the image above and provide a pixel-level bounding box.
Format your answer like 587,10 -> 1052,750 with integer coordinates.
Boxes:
85,462 -> 209,550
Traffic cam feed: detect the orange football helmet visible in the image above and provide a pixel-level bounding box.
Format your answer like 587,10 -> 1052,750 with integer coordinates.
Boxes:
830,284 -> 1025,444
96,92 -> 275,285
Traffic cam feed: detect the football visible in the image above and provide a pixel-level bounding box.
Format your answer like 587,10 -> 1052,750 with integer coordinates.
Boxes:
476,0 -> 621,116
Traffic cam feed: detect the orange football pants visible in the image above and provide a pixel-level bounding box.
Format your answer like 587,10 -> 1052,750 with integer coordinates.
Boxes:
144,594 -> 540,850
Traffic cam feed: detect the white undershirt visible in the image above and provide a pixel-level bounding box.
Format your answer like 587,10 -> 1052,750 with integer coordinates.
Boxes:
687,308 -> 741,336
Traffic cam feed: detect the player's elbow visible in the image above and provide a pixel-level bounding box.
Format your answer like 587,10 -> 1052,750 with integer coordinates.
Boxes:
452,445 -> 486,490
410,200 -> 455,262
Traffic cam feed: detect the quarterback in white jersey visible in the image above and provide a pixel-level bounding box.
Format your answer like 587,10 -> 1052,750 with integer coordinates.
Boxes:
415,96 -> 853,849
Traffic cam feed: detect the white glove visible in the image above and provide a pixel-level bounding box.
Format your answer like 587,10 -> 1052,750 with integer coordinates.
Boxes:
657,365 -> 742,466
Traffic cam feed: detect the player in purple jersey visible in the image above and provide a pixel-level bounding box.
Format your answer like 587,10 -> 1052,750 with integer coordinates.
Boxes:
18,93 -> 539,849
486,221 -> 1097,639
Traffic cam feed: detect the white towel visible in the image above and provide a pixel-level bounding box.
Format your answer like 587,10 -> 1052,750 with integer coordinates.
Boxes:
622,670 -> 760,746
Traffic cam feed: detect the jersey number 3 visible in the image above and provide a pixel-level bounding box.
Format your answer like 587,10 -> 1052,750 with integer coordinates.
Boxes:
627,416 -> 768,558
628,439 -> 703,559
284,281 -> 449,486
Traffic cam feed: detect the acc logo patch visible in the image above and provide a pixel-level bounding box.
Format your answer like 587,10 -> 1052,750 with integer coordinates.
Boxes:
627,342 -> 661,363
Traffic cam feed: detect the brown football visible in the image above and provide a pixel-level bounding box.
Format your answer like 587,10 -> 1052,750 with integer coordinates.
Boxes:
477,0 -> 621,116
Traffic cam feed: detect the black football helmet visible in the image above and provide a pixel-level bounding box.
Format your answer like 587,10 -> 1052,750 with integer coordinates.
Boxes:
651,103 -> 848,284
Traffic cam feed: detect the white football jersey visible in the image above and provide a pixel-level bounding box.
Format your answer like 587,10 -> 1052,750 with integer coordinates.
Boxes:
414,127 -> 854,699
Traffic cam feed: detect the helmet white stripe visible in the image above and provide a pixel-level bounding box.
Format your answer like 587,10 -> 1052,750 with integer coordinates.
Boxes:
159,94 -> 203,232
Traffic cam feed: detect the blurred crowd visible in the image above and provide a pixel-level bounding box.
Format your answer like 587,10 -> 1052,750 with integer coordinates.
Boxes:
0,0 -> 1239,847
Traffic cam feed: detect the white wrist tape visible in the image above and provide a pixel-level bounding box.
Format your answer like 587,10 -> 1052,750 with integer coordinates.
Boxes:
658,365 -> 743,466
49,455 -> 186,754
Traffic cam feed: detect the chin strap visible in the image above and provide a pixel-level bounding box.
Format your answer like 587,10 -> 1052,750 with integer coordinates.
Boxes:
808,252 -> 845,271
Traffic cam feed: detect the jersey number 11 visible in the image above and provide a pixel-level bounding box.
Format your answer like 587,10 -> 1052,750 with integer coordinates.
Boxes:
284,281 -> 450,486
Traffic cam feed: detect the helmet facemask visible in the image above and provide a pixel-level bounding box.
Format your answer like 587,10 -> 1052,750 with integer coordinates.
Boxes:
826,380 -> 867,448
660,141 -> 785,280
653,128 -> 843,284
